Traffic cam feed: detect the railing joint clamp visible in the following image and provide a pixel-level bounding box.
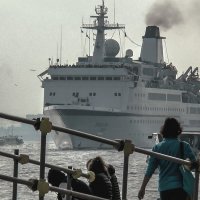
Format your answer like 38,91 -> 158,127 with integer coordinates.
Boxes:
37,179 -> 50,196
72,169 -> 82,179
40,118 -> 52,134
114,139 -> 125,151
18,154 -> 29,164
34,117 -> 52,134
87,171 -> 95,182
124,140 -> 135,155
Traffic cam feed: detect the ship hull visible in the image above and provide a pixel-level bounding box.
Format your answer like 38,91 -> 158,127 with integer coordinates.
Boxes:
44,108 -> 163,149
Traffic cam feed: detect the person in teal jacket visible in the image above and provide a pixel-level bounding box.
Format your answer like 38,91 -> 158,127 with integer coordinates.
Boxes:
138,117 -> 196,200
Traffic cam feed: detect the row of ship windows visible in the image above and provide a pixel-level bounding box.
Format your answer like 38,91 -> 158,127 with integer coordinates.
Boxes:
190,120 -> 200,127
135,93 -> 146,97
127,106 -> 185,112
130,119 -> 164,124
64,92 -> 181,100
50,92 -> 122,97
73,92 -> 99,97
50,92 -> 56,96
50,92 -> 180,100
129,120 -> 200,128
121,92 -> 181,102
135,93 -> 181,102
52,76 -> 121,81
128,107 -> 200,114
49,93 -> 200,114
190,107 -> 200,114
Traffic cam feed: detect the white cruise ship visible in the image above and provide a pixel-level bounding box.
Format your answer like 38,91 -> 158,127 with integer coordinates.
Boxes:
38,1 -> 200,149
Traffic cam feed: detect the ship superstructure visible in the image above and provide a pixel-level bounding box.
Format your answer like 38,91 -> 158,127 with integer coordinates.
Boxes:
39,1 -> 200,149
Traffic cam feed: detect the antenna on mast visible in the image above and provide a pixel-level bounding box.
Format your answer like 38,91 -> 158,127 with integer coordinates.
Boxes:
114,0 -> 116,24
60,25 -> 62,66
56,42 -> 59,65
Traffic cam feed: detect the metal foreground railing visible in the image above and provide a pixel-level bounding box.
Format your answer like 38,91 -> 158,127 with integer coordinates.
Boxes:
0,112 -> 199,200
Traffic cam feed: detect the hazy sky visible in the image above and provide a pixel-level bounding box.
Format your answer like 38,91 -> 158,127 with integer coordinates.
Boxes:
0,0 -> 200,126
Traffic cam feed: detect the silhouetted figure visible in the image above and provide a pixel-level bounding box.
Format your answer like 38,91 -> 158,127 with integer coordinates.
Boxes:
47,169 -> 92,200
88,156 -> 112,199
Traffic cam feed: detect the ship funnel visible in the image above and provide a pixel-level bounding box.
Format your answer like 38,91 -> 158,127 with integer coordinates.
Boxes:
140,26 -> 165,63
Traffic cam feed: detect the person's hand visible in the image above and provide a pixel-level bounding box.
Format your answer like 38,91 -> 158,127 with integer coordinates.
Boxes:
138,187 -> 145,199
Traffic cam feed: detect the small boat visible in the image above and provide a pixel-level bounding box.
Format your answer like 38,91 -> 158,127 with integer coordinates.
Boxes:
0,135 -> 24,146
0,138 -> 5,145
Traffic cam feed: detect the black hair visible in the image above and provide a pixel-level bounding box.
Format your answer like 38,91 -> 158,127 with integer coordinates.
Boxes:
88,156 -> 107,174
47,169 -> 67,187
160,117 -> 182,138
86,158 -> 93,170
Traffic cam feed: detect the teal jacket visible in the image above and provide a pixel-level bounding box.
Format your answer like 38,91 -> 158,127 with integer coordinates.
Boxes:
145,138 -> 196,192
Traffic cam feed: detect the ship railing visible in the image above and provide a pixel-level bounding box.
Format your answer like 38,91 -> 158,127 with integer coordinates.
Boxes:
0,112 -> 199,200
82,23 -> 125,29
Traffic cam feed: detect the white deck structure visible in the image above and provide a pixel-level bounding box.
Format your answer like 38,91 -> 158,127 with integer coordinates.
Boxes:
39,1 -> 200,149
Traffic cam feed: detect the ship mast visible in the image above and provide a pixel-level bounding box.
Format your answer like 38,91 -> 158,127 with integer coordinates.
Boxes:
81,0 -> 125,65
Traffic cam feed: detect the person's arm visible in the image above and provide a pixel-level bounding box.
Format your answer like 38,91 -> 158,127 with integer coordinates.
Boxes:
138,175 -> 151,199
138,145 -> 158,199
185,142 -> 196,161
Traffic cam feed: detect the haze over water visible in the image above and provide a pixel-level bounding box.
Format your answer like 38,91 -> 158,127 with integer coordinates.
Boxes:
0,141 -> 159,200
1,141 -> 200,199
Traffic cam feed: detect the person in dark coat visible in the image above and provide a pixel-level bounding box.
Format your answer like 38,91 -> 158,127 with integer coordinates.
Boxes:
107,164 -> 121,200
87,156 -> 113,199
47,169 -> 92,200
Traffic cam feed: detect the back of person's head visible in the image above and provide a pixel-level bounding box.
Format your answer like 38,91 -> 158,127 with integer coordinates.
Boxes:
86,158 -> 93,170
160,117 -> 182,138
47,169 -> 67,187
88,156 -> 107,174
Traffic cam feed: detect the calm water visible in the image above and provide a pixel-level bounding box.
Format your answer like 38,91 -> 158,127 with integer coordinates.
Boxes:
0,141 -> 166,200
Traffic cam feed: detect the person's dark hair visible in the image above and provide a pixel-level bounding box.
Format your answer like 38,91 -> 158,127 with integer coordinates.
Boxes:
107,164 -> 115,176
47,169 -> 67,187
160,117 -> 182,138
88,156 -> 107,174
86,158 -> 93,170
